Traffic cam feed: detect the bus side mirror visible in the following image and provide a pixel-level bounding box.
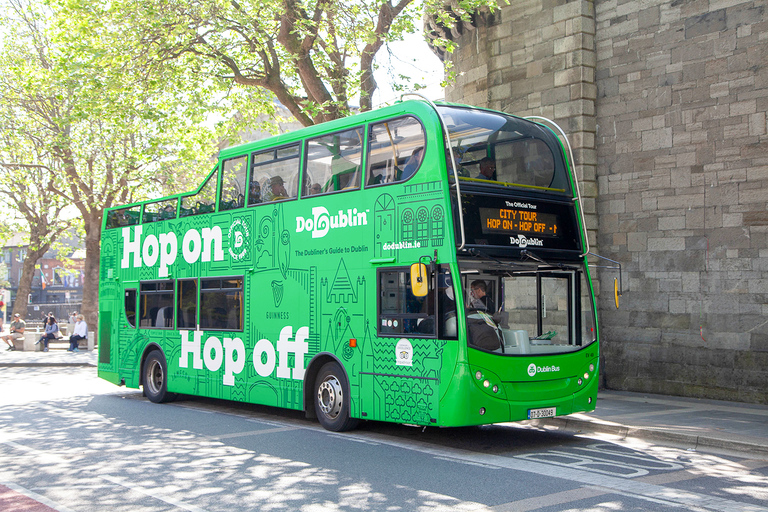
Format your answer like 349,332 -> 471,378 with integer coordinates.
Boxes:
410,263 -> 429,297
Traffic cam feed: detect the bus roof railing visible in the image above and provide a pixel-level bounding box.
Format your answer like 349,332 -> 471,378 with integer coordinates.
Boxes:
401,92 -> 467,251
524,115 -> 590,258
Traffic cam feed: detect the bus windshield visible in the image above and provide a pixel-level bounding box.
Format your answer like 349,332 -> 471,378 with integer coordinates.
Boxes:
437,106 -> 571,194
460,262 -> 595,356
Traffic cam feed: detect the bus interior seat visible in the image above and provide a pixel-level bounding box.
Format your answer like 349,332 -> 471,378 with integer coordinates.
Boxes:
227,309 -> 240,330
502,329 -> 531,354
444,313 -> 457,337
156,307 -> 172,328
148,307 -> 158,327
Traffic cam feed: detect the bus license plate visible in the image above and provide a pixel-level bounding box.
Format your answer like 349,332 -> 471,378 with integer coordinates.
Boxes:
528,407 -> 556,419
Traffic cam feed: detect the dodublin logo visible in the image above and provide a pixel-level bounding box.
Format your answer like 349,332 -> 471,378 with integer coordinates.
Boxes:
528,363 -> 537,377
510,235 -> 544,248
228,219 -> 250,261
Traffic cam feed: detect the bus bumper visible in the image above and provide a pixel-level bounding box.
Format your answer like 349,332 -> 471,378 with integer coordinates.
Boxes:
438,362 -> 599,427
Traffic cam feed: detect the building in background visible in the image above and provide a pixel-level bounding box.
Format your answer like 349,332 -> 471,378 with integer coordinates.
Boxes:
433,0 -> 767,404
1,232 -> 85,321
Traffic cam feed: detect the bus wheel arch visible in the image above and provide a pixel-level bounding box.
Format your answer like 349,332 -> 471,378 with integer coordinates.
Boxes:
140,345 -> 177,404
303,354 -> 359,431
303,353 -> 338,419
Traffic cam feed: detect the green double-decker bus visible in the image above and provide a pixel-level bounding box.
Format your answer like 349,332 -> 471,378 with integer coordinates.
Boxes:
97,99 -> 599,431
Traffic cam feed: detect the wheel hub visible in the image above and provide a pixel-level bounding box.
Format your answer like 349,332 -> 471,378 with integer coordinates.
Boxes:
317,376 -> 343,419
147,360 -> 163,395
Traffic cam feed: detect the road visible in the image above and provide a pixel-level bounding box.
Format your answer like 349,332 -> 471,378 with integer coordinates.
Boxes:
1,365 -> 766,512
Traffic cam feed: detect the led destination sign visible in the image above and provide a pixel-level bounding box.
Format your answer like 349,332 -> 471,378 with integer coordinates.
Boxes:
456,193 -> 581,252
479,207 -> 560,237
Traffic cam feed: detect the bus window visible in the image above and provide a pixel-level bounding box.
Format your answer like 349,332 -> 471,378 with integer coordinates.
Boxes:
177,279 -> 197,329
180,169 -> 218,217
250,144 -> 300,205
139,281 -> 175,328
438,106 -> 568,193
438,269 -> 458,339
124,289 -> 137,328
143,199 -> 177,223
367,116 -> 426,185
378,268 -> 435,337
200,277 -> 243,331
304,127 -> 364,196
495,138 -> 555,189
105,206 -> 141,229
220,156 -> 248,211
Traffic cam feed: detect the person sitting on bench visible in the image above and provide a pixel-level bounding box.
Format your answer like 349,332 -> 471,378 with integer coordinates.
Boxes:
2,313 -> 25,351
36,316 -> 59,352
68,314 -> 88,352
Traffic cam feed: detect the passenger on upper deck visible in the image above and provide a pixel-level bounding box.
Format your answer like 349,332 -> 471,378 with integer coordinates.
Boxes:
477,157 -> 497,181
400,147 -> 423,181
264,176 -> 288,201
249,179 -> 261,204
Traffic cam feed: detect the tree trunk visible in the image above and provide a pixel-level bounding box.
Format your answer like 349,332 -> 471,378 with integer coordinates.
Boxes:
12,244 -> 49,321
81,213 -> 103,343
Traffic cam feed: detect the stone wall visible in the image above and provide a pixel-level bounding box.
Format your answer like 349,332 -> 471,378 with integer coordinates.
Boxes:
444,0 -> 768,403
445,0 -> 599,250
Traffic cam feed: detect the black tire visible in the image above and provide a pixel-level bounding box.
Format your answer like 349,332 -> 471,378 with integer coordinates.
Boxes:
143,350 -> 177,403
314,361 -> 359,432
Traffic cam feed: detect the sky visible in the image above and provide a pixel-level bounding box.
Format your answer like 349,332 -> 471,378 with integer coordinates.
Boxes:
371,33 -> 445,107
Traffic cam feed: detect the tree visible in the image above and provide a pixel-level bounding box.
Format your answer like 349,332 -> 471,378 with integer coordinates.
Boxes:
0,0 -> 221,332
0,163 -> 70,319
107,0 -> 500,126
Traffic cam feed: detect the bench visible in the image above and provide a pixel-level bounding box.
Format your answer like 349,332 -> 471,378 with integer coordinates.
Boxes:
20,332 -> 42,351
17,330 -> 94,351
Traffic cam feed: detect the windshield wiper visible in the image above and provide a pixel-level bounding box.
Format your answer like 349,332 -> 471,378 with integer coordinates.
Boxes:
463,248 -> 533,271
465,247 -> 504,265
521,249 -> 551,265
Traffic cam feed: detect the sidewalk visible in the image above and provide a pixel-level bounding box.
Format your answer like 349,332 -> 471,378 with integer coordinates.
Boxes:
535,390 -> 768,456
2,347 -> 766,456
0,345 -> 97,367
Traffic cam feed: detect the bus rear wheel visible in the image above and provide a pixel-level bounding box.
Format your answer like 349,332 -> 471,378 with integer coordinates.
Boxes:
314,362 -> 359,432
143,350 -> 177,403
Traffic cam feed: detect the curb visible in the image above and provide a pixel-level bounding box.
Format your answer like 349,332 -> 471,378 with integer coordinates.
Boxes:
531,416 -> 768,456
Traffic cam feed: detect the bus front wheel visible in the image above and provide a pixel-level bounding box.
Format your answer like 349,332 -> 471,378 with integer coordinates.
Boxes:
314,362 -> 359,432
143,350 -> 177,403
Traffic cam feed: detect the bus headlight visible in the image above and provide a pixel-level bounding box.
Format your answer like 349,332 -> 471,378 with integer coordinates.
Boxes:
475,371 -> 483,380
483,380 -> 490,388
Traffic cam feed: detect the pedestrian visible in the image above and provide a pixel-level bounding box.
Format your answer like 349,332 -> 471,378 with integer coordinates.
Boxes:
36,316 -> 59,352
1,313 -> 25,351
69,311 -> 77,324
67,314 -> 87,352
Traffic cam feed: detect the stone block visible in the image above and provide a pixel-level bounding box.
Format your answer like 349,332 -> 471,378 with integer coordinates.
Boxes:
23,332 -> 42,352
641,127 -> 673,151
